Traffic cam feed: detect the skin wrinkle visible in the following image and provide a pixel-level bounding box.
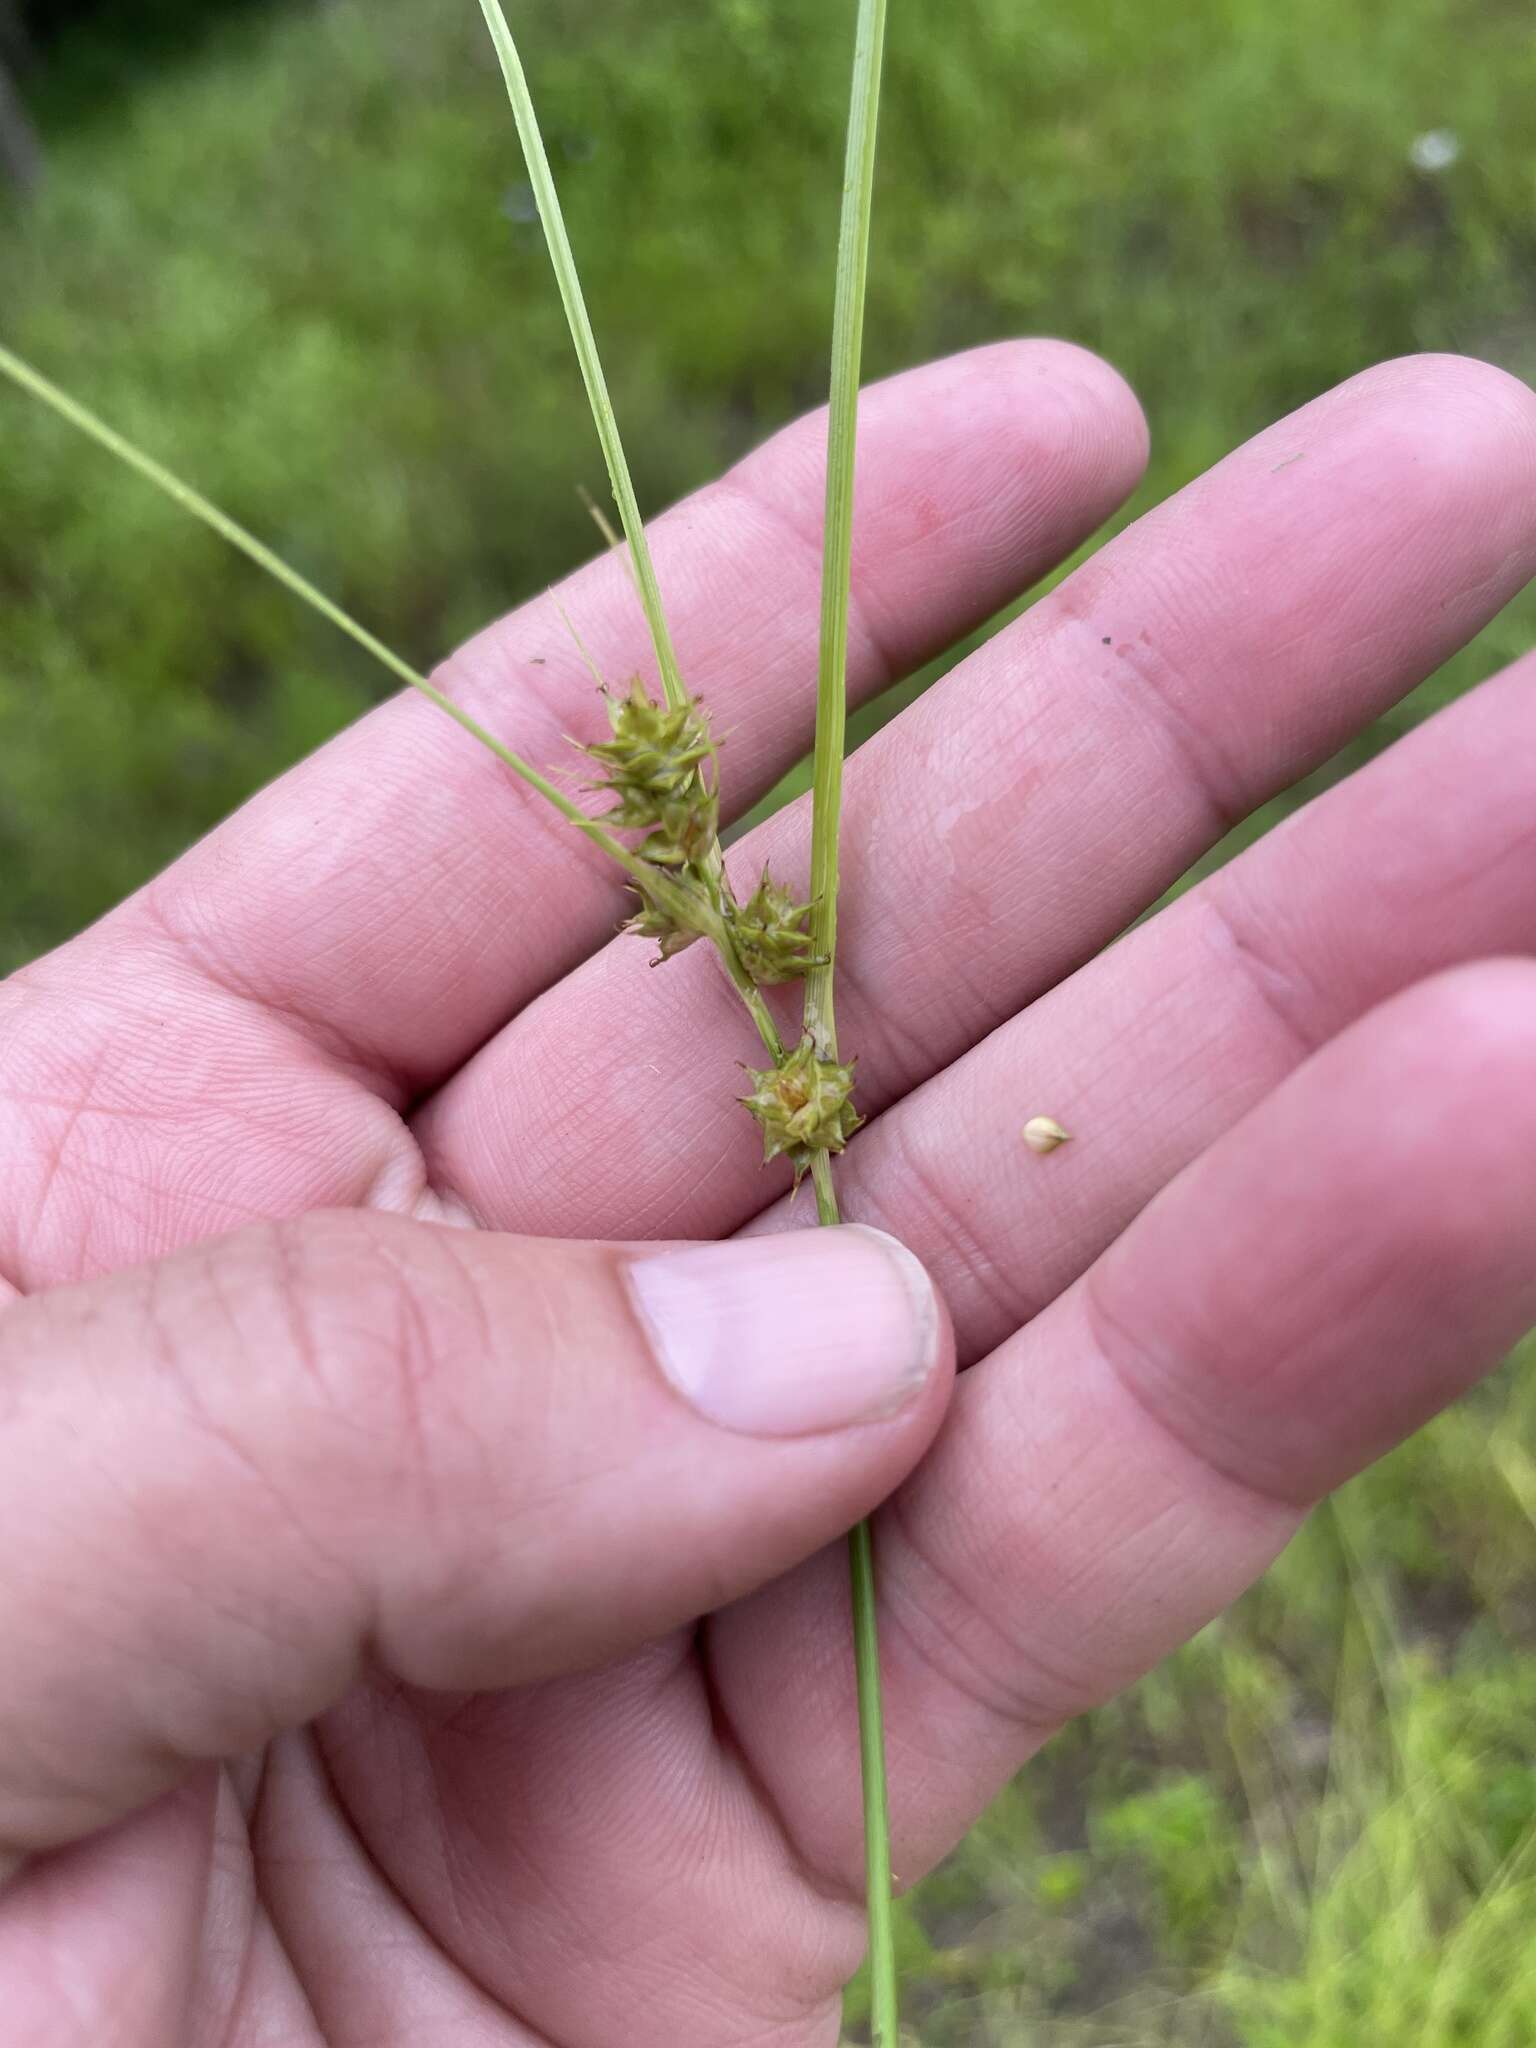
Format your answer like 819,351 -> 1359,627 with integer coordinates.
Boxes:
866,1307 -> 1308,1774
698,1631 -> 870,1933
593,1103 -> 750,1242
264,1227 -> 526,1685
130,1254 -> 355,1689
449,949 -> 763,1227
1082,1175 -> 1420,1511
197,716 -> 605,1102
18,1036 -> 113,1256
362,1313 -> 645,1669
0,967 -> 420,1291
879,1482 -> 1065,1733
363,1230 -> 454,1532
280,1729 -> 548,2048
389,1678 -> 698,2032
217,1896 -> 326,2048
586,1757 -> 839,2036
269,1221 -> 342,1415
900,1341 -> 1239,1726
188,1779 -> 259,2048
883,1113 -> 1031,1344
1196,880 -> 1323,1065
0,1713 -> 106,1860
193,1233 -> 377,1628
135,891 -> 414,1107
12,1483 -> 307,1829
1076,616 -> 1251,840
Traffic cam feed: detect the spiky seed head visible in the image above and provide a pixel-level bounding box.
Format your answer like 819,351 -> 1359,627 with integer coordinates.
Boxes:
634,785 -> 720,867
623,898 -> 703,962
741,1035 -> 861,1178
623,872 -> 716,964
581,679 -> 719,867
727,867 -> 823,985
584,678 -> 713,800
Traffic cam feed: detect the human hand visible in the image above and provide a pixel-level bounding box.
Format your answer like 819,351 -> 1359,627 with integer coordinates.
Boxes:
4,342 -> 1536,2045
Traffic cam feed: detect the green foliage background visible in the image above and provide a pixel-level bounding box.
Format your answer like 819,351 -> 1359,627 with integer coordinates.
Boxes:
3,0 -> 1536,2036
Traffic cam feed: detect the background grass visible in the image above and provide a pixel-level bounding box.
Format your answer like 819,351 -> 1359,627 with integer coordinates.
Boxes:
3,0 -> 1535,2037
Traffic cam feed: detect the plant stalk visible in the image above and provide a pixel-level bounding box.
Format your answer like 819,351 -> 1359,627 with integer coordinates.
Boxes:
805,0 -> 887,1067
804,0 -> 896,2038
474,0 -> 687,715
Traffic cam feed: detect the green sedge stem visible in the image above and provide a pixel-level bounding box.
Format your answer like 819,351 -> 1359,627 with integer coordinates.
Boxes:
812,1161 -> 897,2045
848,1517 -> 897,2042
0,340 -> 658,892
716,935 -> 788,1066
474,0 -> 686,715
803,0 -> 896,2038
805,0 -> 887,1066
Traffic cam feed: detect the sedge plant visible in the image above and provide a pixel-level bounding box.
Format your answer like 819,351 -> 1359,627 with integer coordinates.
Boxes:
0,0 -> 903,2034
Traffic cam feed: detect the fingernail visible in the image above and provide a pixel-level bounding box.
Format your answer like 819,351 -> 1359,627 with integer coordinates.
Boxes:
626,1225 -> 940,1437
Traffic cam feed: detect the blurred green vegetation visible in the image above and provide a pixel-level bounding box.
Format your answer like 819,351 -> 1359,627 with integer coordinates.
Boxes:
2,0 -> 1535,2038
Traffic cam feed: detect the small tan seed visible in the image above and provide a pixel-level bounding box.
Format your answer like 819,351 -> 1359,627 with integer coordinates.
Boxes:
1023,1115 -> 1072,1155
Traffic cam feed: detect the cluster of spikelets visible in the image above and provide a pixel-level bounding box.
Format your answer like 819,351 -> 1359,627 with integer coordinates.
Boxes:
580,677 -> 860,1176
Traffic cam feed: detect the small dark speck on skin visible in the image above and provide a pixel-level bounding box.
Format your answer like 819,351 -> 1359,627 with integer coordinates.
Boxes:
1101,635 -> 1112,645
529,657 -> 547,666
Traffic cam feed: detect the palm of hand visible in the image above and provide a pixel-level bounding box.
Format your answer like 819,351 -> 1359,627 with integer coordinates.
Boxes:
5,343 -> 1536,2046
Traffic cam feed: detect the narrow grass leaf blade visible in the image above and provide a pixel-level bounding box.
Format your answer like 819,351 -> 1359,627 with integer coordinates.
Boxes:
798,0 -> 897,2041
0,340 -> 648,876
805,0 -> 888,1065
474,0 -> 686,710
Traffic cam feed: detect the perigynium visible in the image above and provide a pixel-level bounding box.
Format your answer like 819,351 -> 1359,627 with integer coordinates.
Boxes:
0,0 -> 901,2034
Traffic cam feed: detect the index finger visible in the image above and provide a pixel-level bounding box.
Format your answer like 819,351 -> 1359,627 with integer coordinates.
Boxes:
90,342 -> 1147,1092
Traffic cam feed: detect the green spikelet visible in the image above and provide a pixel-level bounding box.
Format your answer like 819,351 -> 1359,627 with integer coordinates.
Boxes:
741,1035 -> 861,1178
582,678 -> 719,868
623,886 -> 711,963
726,868 -> 823,986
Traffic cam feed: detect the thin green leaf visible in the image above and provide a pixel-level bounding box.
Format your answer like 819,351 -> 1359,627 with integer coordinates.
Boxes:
0,340 -> 651,884
804,0 -> 887,1077
474,0 -> 686,711
799,0 -> 897,2038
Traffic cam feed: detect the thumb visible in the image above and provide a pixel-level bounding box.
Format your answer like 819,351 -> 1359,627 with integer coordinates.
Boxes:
0,1210 -> 950,1861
